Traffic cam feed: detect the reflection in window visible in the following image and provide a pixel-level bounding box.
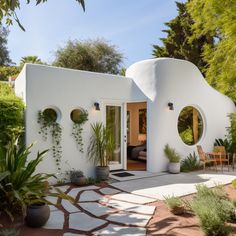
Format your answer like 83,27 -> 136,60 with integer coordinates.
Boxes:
178,106 -> 203,145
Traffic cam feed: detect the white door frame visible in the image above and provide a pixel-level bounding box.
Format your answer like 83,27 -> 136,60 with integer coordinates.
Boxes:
102,100 -> 127,171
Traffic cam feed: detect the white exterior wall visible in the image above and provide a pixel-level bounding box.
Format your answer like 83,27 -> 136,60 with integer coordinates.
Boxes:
19,64 -> 146,182
126,58 -> 236,172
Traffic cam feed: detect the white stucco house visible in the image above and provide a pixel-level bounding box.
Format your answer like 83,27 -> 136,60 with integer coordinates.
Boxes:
15,58 -> 236,180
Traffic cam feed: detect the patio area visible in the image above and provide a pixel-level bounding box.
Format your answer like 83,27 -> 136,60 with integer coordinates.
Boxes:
11,170 -> 236,236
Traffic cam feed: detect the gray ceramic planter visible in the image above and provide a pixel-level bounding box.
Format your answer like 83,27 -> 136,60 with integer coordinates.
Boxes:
96,166 -> 110,180
168,162 -> 180,174
25,203 -> 50,228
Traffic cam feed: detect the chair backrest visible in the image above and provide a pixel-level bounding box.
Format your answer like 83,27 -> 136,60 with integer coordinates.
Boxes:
213,146 -> 226,154
197,145 -> 206,161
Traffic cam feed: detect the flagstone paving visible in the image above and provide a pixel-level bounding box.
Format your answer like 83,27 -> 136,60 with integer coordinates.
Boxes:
41,184 -> 153,235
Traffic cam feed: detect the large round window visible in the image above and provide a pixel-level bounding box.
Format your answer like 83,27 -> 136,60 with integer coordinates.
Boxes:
178,106 -> 203,145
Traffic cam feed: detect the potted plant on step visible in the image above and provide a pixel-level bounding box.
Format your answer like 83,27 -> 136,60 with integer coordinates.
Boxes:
87,122 -> 115,180
164,144 -> 181,174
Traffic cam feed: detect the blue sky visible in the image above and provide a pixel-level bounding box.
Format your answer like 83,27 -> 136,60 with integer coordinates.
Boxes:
7,0 -> 186,68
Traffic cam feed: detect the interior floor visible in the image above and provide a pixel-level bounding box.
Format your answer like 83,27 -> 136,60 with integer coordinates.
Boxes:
127,159 -> 146,171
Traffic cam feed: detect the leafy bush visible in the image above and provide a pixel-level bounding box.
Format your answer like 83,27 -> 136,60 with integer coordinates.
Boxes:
227,113 -> 236,153
164,195 -> 186,215
0,66 -> 20,81
0,229 -> 19,236
0,137 -> 51,220
164,144 -> 181,163
191,184 -> 235,236
232,179 -> 236,188
181,152 -> 201,172
0,82 -> 14,96
0,95 -> 24,147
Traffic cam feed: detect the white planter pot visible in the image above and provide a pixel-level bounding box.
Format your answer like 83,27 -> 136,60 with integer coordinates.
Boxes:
168,162 -> 180,174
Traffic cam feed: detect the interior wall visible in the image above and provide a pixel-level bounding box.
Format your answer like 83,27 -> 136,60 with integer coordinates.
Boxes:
127,102 -> 147,145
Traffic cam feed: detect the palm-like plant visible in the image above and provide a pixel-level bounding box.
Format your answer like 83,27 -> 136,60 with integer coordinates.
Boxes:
0,138 -> 51,220
19,56 -> 44,69
87,122 -> 115,167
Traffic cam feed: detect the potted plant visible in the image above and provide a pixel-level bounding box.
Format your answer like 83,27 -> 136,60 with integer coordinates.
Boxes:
87,122 -> 115,180
164,144 -> 181,173
0,136 -> 73,228
70,170 -> 86,186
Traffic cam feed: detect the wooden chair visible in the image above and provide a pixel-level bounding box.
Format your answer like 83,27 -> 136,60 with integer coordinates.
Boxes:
197,145 -> 217,171
232,153 -> 236,171
211,146 -> 230,171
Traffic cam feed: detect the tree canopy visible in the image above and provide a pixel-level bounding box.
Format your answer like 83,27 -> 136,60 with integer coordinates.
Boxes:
0,26 -> 12,66
0,0 -> 85,31
19,56 -> 45,69
152,1 -> 214,75
187,0 -> 236,101
53,39 -> 123,74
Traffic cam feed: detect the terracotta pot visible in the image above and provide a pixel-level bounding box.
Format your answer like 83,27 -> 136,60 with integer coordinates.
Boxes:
96,166 -> 110,180
25,203 -> 50,228
169,162 -> 180,174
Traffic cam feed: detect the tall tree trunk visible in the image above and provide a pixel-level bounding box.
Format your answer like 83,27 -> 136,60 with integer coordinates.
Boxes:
193,108 -> 199,144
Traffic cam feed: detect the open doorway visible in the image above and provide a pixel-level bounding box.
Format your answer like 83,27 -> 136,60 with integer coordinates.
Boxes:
126,102 -> 147,171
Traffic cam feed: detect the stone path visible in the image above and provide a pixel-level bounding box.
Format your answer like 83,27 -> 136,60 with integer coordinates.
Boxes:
43,185 -> 154,235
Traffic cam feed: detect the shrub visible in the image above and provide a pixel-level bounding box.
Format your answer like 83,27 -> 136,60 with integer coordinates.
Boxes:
0,96 -> 24,147
164,144 -> 181,163
181,152 -> 201,172
232,179 -> 236,188
0,229 -> 19,236
227,113 -> 236,153
191,184 -> 235,236
0,137 -> 51,220
164,195 -> 186,215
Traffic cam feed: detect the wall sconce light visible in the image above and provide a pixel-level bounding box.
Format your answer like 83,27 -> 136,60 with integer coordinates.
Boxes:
168,102 -> 174,110
94,102 -> 100,111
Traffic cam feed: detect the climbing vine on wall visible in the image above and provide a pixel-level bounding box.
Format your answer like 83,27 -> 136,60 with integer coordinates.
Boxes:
37,108 -> 62,172
71,108 -> 88,153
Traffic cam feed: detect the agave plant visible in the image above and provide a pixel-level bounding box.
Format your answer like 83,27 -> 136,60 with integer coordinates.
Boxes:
0,137 -> 52,221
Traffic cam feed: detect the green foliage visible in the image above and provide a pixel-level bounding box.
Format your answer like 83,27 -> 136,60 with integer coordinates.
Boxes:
164,195 -> 187,215
187,0 -> 236,101
181,152 -> 201,172
87,122 -> 115,167
0,137 -> 51,220
85,177 -> 101,185
0,94 -> 24,147
53,39 -> 123,74
0,0 -> 85,31
179,127 -> 193,145
214,138 -> 231,153
37,110 -> 62,172
191,184 -> 234,236
0,26 -> 12,66
232,179 -> 236,189
227,113 -> 236,153
71,109 -> 88,153
0,229 -> 19,236
0,66 -> 20,81
19,56 -> 45,69
164,144 -> 181,163
152,1 -> 213,75
0,82 -> 14,96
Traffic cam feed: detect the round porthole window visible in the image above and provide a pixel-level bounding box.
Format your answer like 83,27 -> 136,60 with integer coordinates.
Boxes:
177,106 -> 203,146
70,108 -> 88,124
42,108 -> 58,122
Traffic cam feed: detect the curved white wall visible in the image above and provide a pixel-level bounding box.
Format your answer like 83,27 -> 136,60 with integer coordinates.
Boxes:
126,58 -> 236,172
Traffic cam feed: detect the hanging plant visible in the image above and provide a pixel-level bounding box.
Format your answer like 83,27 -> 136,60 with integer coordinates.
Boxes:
37,108 -> 62,172
71,108 -> 88,153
